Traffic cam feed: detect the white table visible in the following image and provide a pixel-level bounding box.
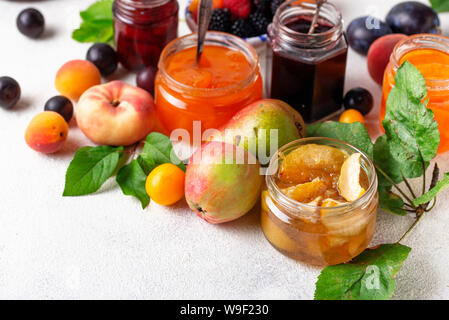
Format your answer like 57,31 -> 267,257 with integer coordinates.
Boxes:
0,0 -> 448,300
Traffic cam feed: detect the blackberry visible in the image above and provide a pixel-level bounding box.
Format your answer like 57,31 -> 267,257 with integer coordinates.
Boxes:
231,18 -> 257,38
249,11 -> 270,35
253,0 -> 272,17
271,0 -> 285,16
208,9 -> 232,32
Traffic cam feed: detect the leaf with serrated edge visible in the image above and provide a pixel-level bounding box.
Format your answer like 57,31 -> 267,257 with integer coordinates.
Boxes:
379,187 -> 407,216
383,61 -> 440,179
116,160 -> 150,209
413,172 -> 449,206
142,132 -> 186,172
306,121 -> 373,158
63,146 -> 123,196
374,135 -> 403,187
314,244 -> 411,300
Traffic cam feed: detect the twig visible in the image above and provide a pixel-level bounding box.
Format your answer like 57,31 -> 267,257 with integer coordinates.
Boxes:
397,212 -> 424,244
375,164 -> 416,209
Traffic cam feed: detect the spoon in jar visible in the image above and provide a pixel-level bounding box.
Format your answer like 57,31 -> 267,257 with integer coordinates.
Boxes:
196,0 -> 213,65
308,0 -> 327,34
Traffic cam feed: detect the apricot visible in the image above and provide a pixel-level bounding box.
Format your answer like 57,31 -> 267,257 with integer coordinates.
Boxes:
367,34 -> 407,85
55,60 -> 101,100
25,111 -> 68,153
145,163 -> 185,206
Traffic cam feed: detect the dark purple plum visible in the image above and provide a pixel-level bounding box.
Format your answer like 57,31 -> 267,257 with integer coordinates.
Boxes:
44,96 -> 73,123
343,88 -> 373,116
86,43 -> 118,77
0,77 -> 21,110
386,1 -> 440,35
136,66 -> 157,96
16,8 -> 45,39
346,16 -> 392,55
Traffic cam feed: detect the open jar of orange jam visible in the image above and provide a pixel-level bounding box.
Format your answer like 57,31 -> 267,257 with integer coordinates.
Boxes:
380,34 -> 449,153
261,138 -> 378,266
155,32 -> 263,139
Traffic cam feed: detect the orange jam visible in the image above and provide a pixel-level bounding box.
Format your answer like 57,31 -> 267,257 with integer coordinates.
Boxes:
155,32 -> 263,140
380,34 -> 449,153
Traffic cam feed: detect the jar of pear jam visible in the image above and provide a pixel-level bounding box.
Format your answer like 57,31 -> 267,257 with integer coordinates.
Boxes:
380,34 -> 449,154
113,0 -> 179,71
261,138 -> 378,266
154,32 -> 263,139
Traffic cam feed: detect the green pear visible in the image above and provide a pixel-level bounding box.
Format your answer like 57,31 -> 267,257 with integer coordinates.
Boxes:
214,99 -> 306,164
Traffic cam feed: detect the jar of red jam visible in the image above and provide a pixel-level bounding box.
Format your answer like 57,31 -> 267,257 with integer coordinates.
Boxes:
267,1 -> 348,123
113,0 -> 179,71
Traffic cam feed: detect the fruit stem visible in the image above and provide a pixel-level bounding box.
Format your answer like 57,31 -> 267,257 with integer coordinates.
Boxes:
111,99 -> 120,107
400,170 -> 416,199
397,210 -> 424,244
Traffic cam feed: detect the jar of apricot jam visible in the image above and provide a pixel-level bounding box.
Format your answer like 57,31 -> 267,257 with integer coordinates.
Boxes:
113,0 -> 179,71
261,138 -> 378,266
155,32 -> 263,139
267,1 -> 348,123
380,34 -> 449,154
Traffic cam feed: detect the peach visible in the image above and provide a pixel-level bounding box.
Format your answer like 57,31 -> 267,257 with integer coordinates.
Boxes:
76,81 -> 155,146
25,111 -> 68,153
185,142 -> 263,224
367,34 -> 407,85
55,60 -> 101,100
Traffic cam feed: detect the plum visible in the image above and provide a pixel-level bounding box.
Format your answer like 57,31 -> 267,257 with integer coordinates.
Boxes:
386,1 -> 440,35
343,88 -> 374,115
367,34 -> 407,85
346,16 -> 392,55
185,142 -> 262,224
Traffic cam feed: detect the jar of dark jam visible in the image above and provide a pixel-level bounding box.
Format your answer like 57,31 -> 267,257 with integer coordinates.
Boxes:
268,1 -> 348,123
113,0 -> 179,71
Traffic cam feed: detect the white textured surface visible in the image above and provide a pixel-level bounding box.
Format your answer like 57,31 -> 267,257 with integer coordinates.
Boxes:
0,0 -> 448,300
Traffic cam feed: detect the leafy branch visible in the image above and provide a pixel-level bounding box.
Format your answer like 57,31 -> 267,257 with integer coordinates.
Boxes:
63,132 -> 185,209
309,61 -> 449,300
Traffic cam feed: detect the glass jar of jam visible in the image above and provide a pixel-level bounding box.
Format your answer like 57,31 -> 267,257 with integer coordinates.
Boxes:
113,0 -> 179,71
380,34 -> 449,154
261,138 -> 378,266
267,1 -> 348,123
155,32 -> 263,140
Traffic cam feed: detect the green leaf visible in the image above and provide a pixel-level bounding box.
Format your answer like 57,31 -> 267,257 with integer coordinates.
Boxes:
314,244 -> 411,300
373,135 -> 403,187
430,0 -> 449,12
116,160 -> 150,209
79,0 -> 113,21
72,0 -> 114,45
63,146 -> 124,196
413,172 -> 449,206
379,187 -> 407,216
306,121 -> 373,158
137,154 -> 157,176
383,61 -> 440,178
141,132 -> 186,172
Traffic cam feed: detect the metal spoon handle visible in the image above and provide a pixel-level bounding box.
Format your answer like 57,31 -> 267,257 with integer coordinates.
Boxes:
196,0 -> 213,63
308,0 -> 327,35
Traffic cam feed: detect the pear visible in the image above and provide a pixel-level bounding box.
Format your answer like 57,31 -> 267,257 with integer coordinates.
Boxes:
212,99 -> 306,163
185,142 -> 263,224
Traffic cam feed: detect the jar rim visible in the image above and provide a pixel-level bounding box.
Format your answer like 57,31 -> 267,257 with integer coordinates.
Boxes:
118,0 -> 171,8
157,32 -> 260,96
271,0 -> 343,49
265,137 -> 378,217
391,34 -> 449,88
